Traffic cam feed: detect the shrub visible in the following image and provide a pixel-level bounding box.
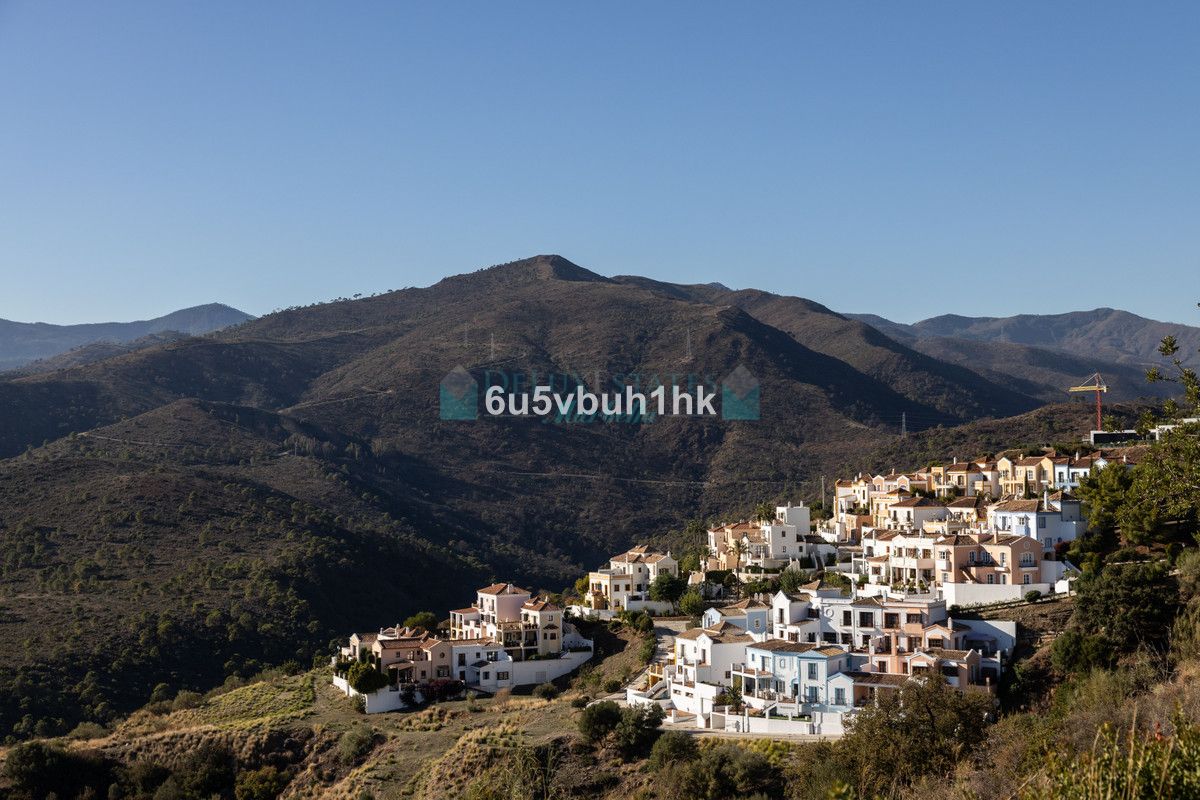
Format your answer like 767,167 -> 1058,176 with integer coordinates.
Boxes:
665,744 -> 781,799
1022,715 -> 1200,799
603,678 -> 622,693
346,662 -> 389,694
648,730 -> 698,771
570,695 -> 591,709
172,690 -> 203,711
638,637 -> 657,665
678,591 -> 705,618
2,741 -> 113,799
338,726 -> 375,764
1024,590 -> 1043,603
533,682 -> 559,700
66,721 -> 109,740
402,611 -> 439,631
235,765 -> 290,800
649,572 -> 687,603
577,700 -> 622,742
613,703 -> 665,758
171,743 -> 237,799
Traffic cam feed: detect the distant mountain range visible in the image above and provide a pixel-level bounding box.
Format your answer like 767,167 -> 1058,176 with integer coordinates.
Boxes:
0,303 -> 252,371
848,308 -> 1200,402
0,255 -> 1177,739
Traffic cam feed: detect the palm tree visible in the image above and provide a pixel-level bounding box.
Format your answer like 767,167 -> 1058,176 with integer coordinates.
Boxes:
754,501 -> 774,522
731,539 -> 746,572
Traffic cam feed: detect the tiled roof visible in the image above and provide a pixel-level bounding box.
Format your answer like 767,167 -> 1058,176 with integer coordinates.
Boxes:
478,582 -> 531,596
991,500 -> 1039,513
845,671 -> 908,687
923,647 -> 973,660
892,497 -> 945,508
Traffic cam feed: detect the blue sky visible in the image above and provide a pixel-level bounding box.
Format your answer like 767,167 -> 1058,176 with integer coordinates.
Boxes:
1,2 -> 1197,325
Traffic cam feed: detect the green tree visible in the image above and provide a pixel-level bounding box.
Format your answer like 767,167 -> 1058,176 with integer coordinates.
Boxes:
1117,427 -> 1200,543
839,674 -> 992,797
648,730 -> 699,771
648,572 -> 687,603
347,662 -> 389,693
613,703 -> 665,758
1056,561 -> 1179,671
754,502 -> 775,522
663,744 -> 782,800
577,700 -> 622,743
779,568 -> 810,594
1076,462 -> 1134,535
402,611 -> 439,631
678,591 -> 705,618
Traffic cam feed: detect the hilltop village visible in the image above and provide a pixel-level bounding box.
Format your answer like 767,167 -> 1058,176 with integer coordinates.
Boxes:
334,447 -> 1137,736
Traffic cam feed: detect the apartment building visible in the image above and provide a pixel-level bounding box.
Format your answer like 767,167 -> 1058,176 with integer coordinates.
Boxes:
585,545 -> 678,612
704,504 -> 831,573
450,583 -> 564,660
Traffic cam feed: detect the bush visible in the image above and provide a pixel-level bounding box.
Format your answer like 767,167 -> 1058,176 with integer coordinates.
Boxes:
66,721 -> 109,740
603,678 -> 622,693
665,744 -> 781,799
1022,714 -> 1200,799
235,765 -> 290,800
346,662 -> 389,694
1024,590 -> 1043,603
402,611 -> 440,631
648,730 -> 698,771
613,703 -> 665,758
338,726 -> 375,764
577,700 -> 622,742
638,637 -> 657,665
570,695 -> 591,709
533,682 -> 560,700
2,741 -> 113,799
171,743 -> 237,799
649,572 -> 687,603
678,591 -> 705,618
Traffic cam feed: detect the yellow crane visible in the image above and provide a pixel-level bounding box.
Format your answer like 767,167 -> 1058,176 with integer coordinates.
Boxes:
1068,372 -> 1108,432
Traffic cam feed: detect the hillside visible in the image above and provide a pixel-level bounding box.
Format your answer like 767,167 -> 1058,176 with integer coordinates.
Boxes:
0,303 -> 252,371
0,255 -> 1126,740
848,307 -> 1200,400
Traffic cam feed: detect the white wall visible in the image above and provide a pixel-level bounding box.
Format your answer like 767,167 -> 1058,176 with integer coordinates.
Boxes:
942,581 -> 1050,607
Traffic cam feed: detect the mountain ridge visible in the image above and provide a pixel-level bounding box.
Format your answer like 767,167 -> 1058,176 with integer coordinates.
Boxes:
0,303 -> 253,371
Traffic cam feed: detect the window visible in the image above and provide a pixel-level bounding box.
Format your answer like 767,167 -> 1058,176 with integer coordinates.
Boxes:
1023,574 -> 1031,585
437,666 -> 449,677
842,610 -> 853,626
807,663 -> 817,679
497,671 -> 509,680
987,575 -> 995,584
1020,552 -> 1035,567
483,672 -> 490,680
834,688 -> 846,705
859,612 -> 873,627
840,633 -> 852,644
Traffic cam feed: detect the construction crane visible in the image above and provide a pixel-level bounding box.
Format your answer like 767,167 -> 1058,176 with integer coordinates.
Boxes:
1068,372 -> 1108,431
